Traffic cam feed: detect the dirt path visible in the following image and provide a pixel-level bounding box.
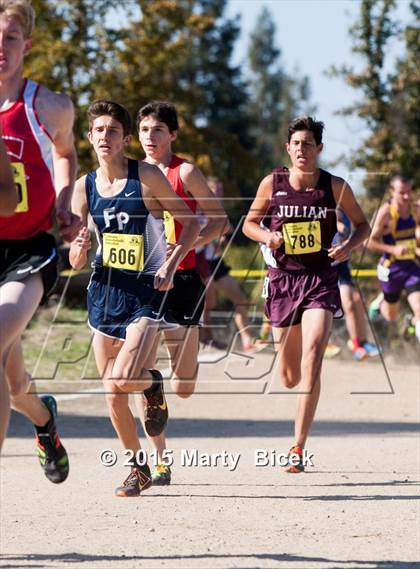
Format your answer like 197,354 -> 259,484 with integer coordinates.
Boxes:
1,352 -> 419,569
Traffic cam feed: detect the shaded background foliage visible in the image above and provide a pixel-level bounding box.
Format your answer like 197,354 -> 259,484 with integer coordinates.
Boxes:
25,0 -> 418,211
328,0 -> 419,199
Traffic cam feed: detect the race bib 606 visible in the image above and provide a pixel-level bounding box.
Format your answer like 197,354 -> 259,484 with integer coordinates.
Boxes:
102,233 -> 144,271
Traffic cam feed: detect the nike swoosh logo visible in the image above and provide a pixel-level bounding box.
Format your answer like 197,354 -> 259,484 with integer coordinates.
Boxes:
158,402 -> 167,411
17,266 -> 33,274
125,191 -> 135,197
275,191 -> 287,196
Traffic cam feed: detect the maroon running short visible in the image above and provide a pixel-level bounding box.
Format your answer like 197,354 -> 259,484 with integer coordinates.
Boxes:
265,266 -> 343,328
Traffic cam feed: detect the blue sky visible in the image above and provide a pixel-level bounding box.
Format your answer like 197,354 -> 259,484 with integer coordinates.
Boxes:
226,0 -> 411,186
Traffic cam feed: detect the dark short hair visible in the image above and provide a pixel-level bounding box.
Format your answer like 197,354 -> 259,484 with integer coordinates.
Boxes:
288,116 -> 324,146
87,100 -> 132,137
136,101 -> 179,133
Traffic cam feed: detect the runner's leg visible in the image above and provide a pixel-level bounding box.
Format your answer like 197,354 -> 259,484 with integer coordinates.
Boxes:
340,284 -> 360,339
134,334 -> 168,461
2,276 -> 69,482
216,274 -> 253,349
135,326 -> 199,468
164,326 -> 199,398
272,324 -> 302,388
294,308 -> 332,448
380,298 -> 400,321
93,333 -> 142,452
0,369 -> 9,452
407,290 -> 420,341
110,318 -> 160,393
1,276 -> 50,426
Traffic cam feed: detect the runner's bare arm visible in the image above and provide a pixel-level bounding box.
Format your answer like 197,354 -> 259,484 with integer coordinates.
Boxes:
36,88 -> 80,241
243,174 -> 283,249
180,162 -> 229,248
330,177 -> 370,262
0,135 -> 18,215
365,204 -> 397,256
69,176 -> 91,270
140,162 -> 200,289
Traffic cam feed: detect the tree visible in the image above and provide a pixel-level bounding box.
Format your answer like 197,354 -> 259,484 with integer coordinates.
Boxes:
25,0 -> 125,169
387,2 -> 420,183
329,0 -> 419,197
24,1 -> 257,203
97,0 -> 254,198
247,7 -> 314,178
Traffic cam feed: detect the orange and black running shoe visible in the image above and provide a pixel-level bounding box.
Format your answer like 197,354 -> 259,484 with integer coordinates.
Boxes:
115,466 -> 152,497
152,463 -> 172,486
35,395 -> 69,484
144,370 -> 168,437
284,445 -> 305,473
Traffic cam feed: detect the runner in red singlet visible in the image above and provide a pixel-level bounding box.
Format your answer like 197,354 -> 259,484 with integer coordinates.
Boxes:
0,1 -> 80,480
135,101 -> 228,485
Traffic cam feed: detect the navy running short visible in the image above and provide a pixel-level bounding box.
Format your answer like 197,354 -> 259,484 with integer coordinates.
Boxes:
336,260 -> 354,287
87,267 -> 174,340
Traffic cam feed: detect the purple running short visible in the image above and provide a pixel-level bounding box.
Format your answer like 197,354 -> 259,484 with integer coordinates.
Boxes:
265,267 -> 343,328
379,261 -> 420,303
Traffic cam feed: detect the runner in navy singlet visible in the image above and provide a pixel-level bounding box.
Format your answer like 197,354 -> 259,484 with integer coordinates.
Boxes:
243,116 -> 370,471
70,100 -> 199,496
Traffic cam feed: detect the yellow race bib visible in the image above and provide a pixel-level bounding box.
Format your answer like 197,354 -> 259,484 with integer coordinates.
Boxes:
12,162 -> 29,213
102,233 -> 144,271
163,211 -> 176,245
283,221 -> 321,255
395,238 -> 416,260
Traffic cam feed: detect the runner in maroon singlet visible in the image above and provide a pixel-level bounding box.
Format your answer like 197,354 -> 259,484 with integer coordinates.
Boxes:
243,116 -> 370,472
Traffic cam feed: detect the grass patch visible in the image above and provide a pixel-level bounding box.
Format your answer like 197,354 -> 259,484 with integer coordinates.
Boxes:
23,303 -> 97,382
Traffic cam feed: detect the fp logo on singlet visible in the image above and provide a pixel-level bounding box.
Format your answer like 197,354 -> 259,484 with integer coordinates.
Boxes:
103,207 -> 129,230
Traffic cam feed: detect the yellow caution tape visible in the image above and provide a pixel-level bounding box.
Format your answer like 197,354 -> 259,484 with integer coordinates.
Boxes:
60,268 -> 377,279
230,269 -> 377,278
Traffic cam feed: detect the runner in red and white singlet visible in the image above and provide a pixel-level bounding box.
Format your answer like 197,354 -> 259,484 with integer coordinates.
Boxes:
0,78 -> 56,239
0,1 -> 80,478
165,153 -> 197,270
136,101 -> 228,485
